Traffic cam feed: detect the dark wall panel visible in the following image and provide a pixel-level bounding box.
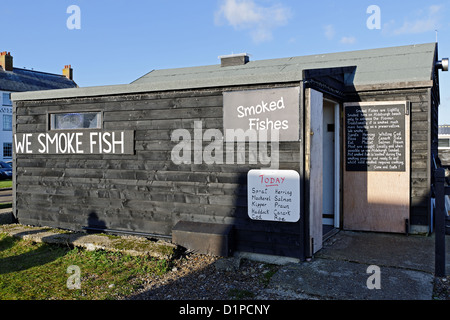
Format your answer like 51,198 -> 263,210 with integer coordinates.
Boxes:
14,84 -> 305,259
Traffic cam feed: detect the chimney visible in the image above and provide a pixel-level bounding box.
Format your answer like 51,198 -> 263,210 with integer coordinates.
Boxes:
0,52 -> 13,71
63,65 -> 73,80
219,53 -> 250,67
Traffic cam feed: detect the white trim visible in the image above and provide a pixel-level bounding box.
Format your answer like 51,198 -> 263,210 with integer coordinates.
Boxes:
218,53 -> 250,59
49,111 -> 102,130
334,102 -> 340,229
323,98 -> 341,230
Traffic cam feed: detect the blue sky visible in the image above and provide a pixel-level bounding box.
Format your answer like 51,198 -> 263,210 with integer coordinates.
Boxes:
1,0 -> 450,123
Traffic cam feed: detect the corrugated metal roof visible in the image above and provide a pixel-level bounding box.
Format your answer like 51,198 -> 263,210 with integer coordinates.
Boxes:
12,43 -> 437,101
0,67 -> 77,92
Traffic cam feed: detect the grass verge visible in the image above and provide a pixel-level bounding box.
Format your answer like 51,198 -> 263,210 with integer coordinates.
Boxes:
0,180 -> 12,189
0,232 -> 169,300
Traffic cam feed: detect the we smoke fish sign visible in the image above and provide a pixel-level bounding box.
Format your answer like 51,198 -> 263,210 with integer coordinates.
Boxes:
14,131 -> 135,155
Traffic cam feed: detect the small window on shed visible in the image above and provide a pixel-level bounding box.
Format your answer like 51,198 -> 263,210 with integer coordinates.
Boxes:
438,138 -> 450,149
50,112 -> 102,130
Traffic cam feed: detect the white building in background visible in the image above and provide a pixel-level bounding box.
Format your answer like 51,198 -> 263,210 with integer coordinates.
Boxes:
438,125 -> 450,166
0,51 -> 77,162
0,91 -> 13,161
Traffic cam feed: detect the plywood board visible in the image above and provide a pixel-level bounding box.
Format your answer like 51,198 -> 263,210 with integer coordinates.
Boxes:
343,102 -> 410,233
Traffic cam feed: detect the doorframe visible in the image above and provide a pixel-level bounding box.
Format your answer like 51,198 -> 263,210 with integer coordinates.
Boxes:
302,67 -> 351,257
323,98 -> 341,230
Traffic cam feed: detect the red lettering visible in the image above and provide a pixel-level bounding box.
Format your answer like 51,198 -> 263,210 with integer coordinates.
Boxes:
258,174 -> 287,187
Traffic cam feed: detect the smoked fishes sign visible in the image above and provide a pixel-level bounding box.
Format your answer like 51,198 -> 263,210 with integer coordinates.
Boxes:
14,131 -> 135,155
223,87 -> 300,141
247,169 -> 300,223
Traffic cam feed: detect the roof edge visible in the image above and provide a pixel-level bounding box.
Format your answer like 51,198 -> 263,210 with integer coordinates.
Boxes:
12,79 -> 435,102
352,80 -> 434,92
12,73 -> 304,101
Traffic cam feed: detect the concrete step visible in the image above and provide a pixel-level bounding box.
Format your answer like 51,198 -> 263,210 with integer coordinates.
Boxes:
0,208 -> 13,225
0,223 -> 177,260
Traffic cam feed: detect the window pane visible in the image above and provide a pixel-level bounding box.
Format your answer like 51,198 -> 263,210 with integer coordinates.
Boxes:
3,143 -> 12,158
51,112 -> 101,130
438,139 -> 450,148
2,93 -> 11,106
3,115 -> 12,131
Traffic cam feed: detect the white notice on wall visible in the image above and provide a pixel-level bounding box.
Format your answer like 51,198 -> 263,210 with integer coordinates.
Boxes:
247,170 -> 300,223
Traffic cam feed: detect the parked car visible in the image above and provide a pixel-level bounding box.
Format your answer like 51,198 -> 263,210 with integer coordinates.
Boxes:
0,162 -> 12,180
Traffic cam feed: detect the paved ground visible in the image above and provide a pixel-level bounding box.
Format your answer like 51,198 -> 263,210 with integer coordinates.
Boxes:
1,222 -> 448,300
267,231 -> 449,300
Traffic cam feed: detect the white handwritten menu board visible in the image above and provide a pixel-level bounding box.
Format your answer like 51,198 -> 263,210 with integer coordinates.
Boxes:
248,170 -> 300,223
345,103 -> 407,172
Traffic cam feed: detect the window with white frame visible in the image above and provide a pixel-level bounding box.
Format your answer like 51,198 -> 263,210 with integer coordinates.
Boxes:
2,93 -> 12,106
3,115 -> 12,131
50,112 -> 102,130
438,137 -> 450,149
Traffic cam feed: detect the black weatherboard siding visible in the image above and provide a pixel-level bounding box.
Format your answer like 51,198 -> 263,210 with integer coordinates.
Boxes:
13,83 -> 305,259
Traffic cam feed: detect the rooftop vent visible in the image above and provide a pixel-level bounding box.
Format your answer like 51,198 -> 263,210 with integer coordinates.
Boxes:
219,53 -> 250,67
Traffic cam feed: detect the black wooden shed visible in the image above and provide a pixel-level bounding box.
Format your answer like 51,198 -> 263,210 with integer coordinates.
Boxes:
12,43 -> 448,260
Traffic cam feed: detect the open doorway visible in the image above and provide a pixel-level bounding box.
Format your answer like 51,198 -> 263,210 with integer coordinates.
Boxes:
306,89 -> 341,255
323,99 -> 341,239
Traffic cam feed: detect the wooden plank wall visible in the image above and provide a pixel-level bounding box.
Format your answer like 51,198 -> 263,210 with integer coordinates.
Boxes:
349,87 -> 432,228
13,84 -> 304,258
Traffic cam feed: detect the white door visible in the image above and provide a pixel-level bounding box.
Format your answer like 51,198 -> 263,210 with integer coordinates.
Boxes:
306,88 -> 323,254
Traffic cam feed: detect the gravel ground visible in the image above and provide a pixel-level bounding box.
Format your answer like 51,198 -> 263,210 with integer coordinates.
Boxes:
433,276 -> 449,300
125,252 -> 305,300
125,251 -> 449,301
